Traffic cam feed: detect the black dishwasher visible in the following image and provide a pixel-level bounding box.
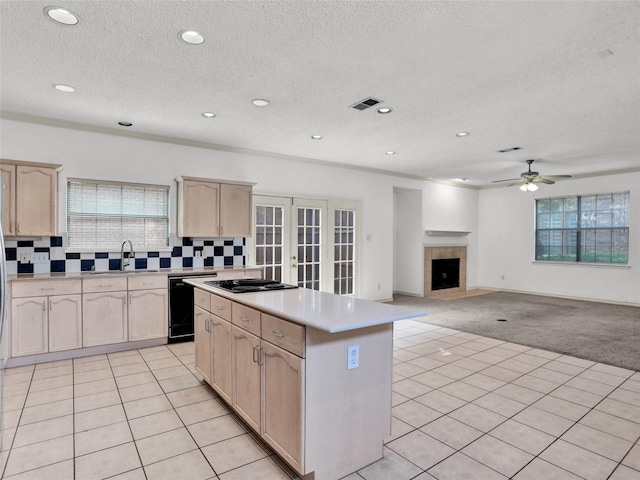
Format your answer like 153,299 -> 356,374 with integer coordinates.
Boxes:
168,273 -> 217,343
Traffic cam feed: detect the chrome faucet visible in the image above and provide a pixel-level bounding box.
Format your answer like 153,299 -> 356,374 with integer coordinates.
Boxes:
120,240 -> 135,271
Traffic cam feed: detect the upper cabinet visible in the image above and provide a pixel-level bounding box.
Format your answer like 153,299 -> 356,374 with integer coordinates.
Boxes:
176,176 -> 255,238
1,159 -> 61,236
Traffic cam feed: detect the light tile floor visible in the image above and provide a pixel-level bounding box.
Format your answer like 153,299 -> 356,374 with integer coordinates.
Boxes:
1,319 -> 639,479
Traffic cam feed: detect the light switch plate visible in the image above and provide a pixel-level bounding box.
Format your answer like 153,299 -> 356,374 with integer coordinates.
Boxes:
31,252 -> 50,263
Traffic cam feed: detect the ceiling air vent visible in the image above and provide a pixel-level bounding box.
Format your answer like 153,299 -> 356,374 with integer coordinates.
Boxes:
350,97 -> 382,111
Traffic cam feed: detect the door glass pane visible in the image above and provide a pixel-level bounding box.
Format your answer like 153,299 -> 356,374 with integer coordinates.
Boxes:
333,209 -> 355,295
297,207 -> 321,290
255,205 -> 284,282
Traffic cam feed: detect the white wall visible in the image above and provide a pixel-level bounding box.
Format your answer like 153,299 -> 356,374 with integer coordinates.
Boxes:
478,172 -> 640,305
1,118 -> 406,300
393,188 -> 423,296
8,118 -> 632,305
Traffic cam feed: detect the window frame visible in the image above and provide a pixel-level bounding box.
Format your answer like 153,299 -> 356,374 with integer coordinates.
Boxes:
66,177 -> 170,251
534,191 -> 630,265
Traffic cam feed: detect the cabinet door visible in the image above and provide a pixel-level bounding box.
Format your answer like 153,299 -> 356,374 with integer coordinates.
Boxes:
220,183 -> 252,237
11,296 -> 48,357
232,326 -> 261,431
194,306 -> 212,384
82,291 -> 128,347
0,164 -> 16,235
261,341 -> 305,473
181,180 -> 220,237
48,294 -> 82,352
128,289 -> 168,341
210,315 -> 233,404
16,165 -> 56,236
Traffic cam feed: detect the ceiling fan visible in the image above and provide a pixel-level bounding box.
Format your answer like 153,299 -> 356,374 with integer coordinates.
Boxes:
491,159 -> 572,191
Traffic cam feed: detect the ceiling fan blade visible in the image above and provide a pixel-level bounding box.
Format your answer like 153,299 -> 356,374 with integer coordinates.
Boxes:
541,174 -> 572,179
534,178 -> 555,184
491,178 -> 523,183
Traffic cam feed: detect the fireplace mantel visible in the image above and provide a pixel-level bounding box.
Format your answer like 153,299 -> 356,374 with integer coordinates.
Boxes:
425,230 -> 470,236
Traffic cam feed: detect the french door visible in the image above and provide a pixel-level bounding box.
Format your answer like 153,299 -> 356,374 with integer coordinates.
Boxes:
249,195 -> 359,295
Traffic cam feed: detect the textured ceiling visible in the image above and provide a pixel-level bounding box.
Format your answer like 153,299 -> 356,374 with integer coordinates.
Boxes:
1,0 -> 639,186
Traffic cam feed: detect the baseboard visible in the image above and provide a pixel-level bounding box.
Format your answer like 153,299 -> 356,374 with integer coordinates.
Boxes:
5,338 -> 168,368
476,286 -> 640,308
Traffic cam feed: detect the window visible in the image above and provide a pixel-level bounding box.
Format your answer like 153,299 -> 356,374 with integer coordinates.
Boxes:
67,178 -> 169,250
535,192 -> 629,264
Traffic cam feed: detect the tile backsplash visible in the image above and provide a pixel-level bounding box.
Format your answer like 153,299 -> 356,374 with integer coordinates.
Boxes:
3,236 -> 245,275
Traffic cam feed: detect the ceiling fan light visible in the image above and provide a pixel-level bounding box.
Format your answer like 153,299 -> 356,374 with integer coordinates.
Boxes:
519,183 -> 528,191
528,183 -> 539,191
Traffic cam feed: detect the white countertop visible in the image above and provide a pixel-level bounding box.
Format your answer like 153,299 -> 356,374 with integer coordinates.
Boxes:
186,277 -> 427,333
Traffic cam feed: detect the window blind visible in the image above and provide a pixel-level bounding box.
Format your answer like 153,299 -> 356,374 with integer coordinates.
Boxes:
67,179 -> 169,249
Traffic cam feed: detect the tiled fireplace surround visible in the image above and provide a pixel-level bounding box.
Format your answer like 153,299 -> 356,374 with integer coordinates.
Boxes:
424,246 -> 467,297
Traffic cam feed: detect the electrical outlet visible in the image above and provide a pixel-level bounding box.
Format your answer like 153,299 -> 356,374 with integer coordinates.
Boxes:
31,252 -> 50,263
19,253 -> 30,264
347,345 -> 359,370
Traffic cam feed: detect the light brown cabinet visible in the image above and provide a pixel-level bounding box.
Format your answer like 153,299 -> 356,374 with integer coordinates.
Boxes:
0,160 -> 60,236
127,274 -> 168,341
82,276 -> 128,347
194,288 -> 305,474
192,283 -> 394,480
10,279 -> 82,357
175,176 -> 254,238
194,305 -> 212,384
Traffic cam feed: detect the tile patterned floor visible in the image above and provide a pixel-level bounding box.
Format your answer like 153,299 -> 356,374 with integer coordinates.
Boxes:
1,318 -> 639,479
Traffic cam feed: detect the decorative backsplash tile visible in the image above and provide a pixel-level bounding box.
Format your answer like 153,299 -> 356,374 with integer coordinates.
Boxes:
3,236 -> 245,275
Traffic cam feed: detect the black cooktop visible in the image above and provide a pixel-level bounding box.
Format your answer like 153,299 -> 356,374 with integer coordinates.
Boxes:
204,278 -> 298,293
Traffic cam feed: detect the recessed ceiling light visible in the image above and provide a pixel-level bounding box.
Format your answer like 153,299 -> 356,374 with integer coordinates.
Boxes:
385,151 -> 396,155
251,99 -> 270,107
311,135 -> 323,140
118,121 -> 133,127
179,30 -> 204,45
53,83 -> 75,92
377,107 -> 392,114
201,112 -> 216,118
456,132 -> 470,137
44,6 -> 79,25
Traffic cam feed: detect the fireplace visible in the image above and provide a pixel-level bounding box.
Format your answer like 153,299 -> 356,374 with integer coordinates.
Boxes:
424,246 -> 467,297
432,258 -> 460,290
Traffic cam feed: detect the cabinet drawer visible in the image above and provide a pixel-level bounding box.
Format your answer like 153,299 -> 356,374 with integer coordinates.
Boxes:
194,288 -> 211,311
261,314 -> 305,358
128,274 -> 167,290
12,279 -> 81,298
210,294 -> 232,321
83,276 -> 128,293
232,303 -> 261,336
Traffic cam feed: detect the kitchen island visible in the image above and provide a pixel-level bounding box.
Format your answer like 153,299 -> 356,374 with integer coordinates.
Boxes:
186,277 -> 426,480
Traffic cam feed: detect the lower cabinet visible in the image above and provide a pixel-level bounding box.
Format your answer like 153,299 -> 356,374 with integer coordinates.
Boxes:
261,341 -> 304,472
10,279 -> 82,357
82,291 -> 128,347
195,290 -> 305,475
193,286 -> 394,480
210,315 -> 233,404
232,325 -> 261,432
194,306 -> 212,384
48,294 -> 82,352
